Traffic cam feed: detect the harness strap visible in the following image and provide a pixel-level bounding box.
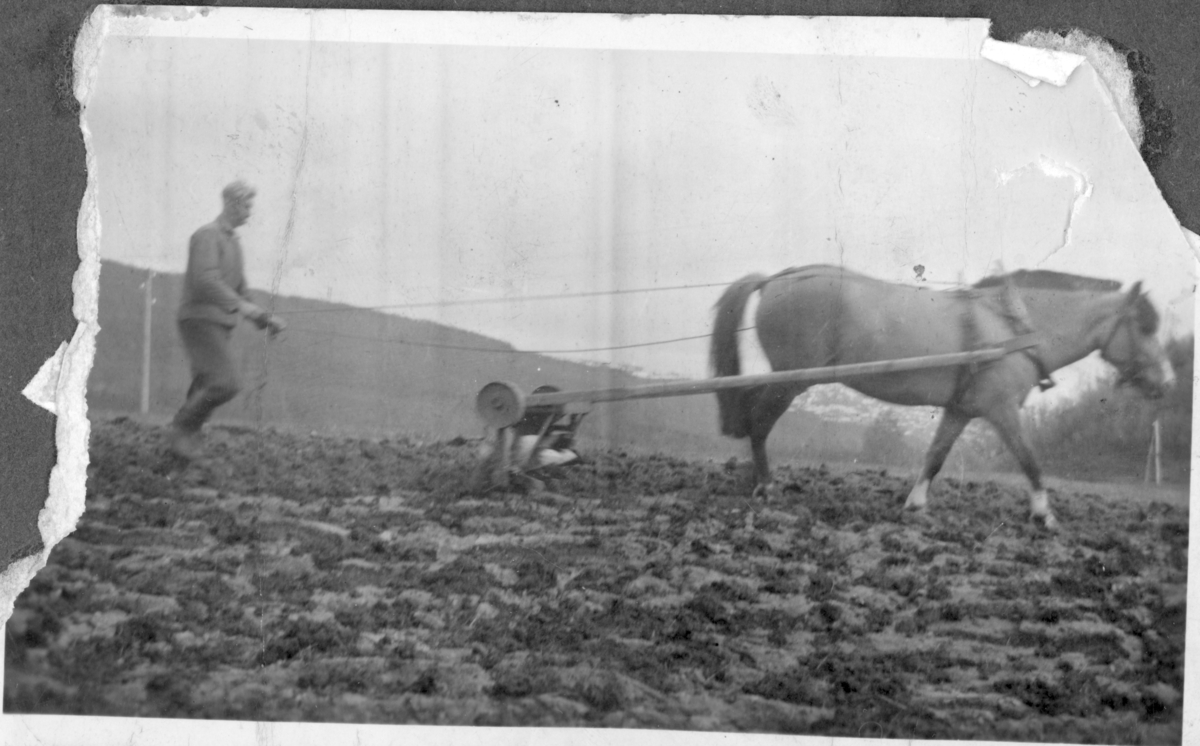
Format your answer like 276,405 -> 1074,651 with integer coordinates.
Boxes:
949,290 -> 982,406
949,282 -> 1055,406
1027,352 -> 1056,391
998,282 -> 1055,391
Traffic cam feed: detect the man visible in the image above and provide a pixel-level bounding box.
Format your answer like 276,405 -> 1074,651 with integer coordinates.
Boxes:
169,180 -> 286,460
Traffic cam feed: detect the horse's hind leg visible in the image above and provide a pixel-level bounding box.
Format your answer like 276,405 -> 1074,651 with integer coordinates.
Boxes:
983,403 -> 1057,530
748,383 -> 800,498
905,408 -> 971,512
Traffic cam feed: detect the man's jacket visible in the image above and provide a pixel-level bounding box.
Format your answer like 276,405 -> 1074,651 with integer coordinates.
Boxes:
177,219 -> 249,328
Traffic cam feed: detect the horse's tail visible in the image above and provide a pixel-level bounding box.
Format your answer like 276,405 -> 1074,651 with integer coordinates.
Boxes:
711,273 -> 768,439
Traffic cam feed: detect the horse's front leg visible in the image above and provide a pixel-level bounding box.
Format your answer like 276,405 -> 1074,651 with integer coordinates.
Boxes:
905,408 -> 971,512
982,403 -> 1058,530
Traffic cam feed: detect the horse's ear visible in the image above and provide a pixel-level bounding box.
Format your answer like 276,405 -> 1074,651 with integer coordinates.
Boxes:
1126,281 -> 1143,305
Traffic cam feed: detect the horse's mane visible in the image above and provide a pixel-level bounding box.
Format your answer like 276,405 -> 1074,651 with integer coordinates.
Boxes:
973,269 -> 1121,293
975,269 -> 1159,334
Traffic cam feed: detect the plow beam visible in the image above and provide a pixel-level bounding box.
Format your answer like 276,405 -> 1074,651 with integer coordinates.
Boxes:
476,333 -> 1041,429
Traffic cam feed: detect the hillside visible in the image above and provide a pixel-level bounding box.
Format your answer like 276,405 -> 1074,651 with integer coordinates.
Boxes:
90,261 -> 862,462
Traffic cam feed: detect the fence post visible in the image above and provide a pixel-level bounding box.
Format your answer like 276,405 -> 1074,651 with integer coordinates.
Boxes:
140,268 -> 154,415
1153,417 -> 1162,486
1144,431 -> 1152,482
1144,417 -> 1163,485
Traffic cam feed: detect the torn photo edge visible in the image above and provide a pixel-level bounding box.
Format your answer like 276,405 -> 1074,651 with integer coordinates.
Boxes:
3,6 -> 1196,746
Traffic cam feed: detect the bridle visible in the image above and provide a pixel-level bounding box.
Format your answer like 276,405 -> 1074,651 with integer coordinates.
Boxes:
1098,301 -> 1145,387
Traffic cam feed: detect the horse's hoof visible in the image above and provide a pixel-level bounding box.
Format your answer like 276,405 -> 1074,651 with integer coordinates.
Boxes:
900,507 -> 932,525
488,470 -> 511,493
751,483 -> 782,500
512,474 -> 544,494
1030,512 -> 1060,532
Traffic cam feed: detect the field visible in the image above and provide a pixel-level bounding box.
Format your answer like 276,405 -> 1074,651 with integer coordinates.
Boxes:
4,417 -> 1189,743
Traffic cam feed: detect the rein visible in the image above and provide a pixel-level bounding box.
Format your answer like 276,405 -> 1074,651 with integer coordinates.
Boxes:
1098,302 -> 1138,386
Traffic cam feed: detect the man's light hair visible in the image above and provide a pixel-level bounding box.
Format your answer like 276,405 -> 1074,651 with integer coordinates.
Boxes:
222,180 -> 256,205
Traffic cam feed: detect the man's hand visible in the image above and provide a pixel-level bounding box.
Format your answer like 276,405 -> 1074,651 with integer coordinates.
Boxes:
239,300 -> 270,326
239,300 -> 285,335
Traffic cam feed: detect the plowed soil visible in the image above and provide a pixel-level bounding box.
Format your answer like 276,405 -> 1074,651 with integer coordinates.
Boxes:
4,417 -> 1188,743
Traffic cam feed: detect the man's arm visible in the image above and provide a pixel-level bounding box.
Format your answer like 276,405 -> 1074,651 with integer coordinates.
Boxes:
188,228 -> 280,329
188,228 -> 249,315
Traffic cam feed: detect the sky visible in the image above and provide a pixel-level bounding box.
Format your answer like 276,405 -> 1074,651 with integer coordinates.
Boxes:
83,10 -> 1196,405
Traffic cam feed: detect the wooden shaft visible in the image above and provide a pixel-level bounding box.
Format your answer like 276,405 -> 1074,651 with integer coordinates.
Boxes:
523,334 -> 1041,409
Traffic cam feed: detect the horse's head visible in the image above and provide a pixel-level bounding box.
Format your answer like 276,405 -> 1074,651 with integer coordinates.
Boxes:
1098,282 -> 1176,399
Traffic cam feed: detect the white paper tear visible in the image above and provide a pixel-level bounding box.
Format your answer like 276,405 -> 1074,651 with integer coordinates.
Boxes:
980,38 -> 1086,87
996,156 -> 1094,265
1016,30 -> 1143,150
21,342 -> 69,415
991,156 -> 1094,278
0,6 -> 101,632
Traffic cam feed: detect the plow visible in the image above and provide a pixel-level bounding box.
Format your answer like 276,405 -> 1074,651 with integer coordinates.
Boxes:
473,332 -> 1041,492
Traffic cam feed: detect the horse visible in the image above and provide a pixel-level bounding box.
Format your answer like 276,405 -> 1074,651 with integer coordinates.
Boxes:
710,264 -> 1176,529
